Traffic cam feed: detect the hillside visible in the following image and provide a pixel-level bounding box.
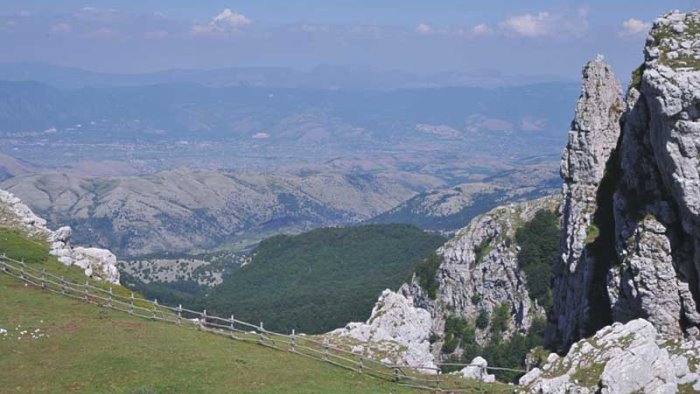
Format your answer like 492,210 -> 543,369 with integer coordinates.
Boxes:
1,169 -> 440,256
369,163 -> 559,232
0,228 -> 417,394
199,224 -> 446,334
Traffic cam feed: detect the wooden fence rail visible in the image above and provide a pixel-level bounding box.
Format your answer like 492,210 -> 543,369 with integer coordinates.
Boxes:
0,253 -> 520,393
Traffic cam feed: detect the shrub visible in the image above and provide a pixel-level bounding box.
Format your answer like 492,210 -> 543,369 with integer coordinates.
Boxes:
476,309 -> 489,329
490,302 -> 510,336
474,239 -> 492,264
471,293 -> 482,305
413,252 -> 442,299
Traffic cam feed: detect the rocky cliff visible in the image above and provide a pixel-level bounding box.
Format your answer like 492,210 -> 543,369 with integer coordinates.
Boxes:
328,195 -> 560,370
427,195 -> 559,344
547,10 -> 700,352
546,56 -> 625,349
0,188 -> 120,284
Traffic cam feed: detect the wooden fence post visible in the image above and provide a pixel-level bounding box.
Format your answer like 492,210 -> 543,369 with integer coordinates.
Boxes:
177,304 -> 182,326
129,292 -> 134,314
200,310 -> 207,330
107,287 -> 113,308
41,268 -> 46,289
393,367 -> 399,382
60,276 -> 65,295
152,299 -> 158,319
290,329 -> 296,352
20,259 -> 24,280
323,338 -> 329,361
83,281 -> 88,302
359,356 -> 363,374
230,315 -> 235,338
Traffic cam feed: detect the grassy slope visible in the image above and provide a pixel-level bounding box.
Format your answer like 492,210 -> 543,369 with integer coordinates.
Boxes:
0,228 -> 418,393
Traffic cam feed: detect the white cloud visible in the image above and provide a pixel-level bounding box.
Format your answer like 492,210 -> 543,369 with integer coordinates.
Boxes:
74,7 -> 119,21
472,23 -> 493,36
415,23 -> 434,35
501,12 -> 552,37
500,10 -> 588,38
50,23 -> 73,34
192,8 -> 252,35
619,18 -> 651,37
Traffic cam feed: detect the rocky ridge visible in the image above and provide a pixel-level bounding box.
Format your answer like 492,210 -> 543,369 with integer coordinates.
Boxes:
327,195 -> 560,373
547,10 -> 700,351
0,188 -> 120,284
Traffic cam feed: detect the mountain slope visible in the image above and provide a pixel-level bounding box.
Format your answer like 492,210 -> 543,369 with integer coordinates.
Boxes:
200,224 -> 446,334
1,169 -> 440,256
0,261 -> 415,393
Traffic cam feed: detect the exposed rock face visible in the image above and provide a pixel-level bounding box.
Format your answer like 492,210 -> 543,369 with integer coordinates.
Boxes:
432,195 -> 559,344
608,11 -> 700,339
547,56 -> 624,350
548,11 -> 700,350
0,188 -> 120,284
521,319 -> 700,393
327,289 -> 436,372
328,196 -> 559,370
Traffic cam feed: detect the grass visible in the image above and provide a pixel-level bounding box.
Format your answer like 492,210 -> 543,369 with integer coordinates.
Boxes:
0,226 -> 425,393
0,274 -> 422,394
0,227 -> 513,393
584,225 -> 600,245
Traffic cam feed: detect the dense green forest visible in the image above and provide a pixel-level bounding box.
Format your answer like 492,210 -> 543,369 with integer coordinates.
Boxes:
198,224 -> 445,334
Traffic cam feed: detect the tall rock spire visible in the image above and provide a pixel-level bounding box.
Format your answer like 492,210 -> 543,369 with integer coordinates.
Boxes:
546,55 -> 624,350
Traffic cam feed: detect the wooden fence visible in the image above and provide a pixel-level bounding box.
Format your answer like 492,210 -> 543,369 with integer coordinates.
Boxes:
0,253 -> 522,393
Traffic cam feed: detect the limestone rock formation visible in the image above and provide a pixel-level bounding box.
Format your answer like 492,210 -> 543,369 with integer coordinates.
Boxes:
547,55 -> 624,350
548,10 -> 700,350
328,195 -> 560,370
608,10 -> 700,339
0,188 -> 120,284
454,356 -> 495,383
327,289 -> 436,371
431,195 -> 559,345
521,319 -> 700,393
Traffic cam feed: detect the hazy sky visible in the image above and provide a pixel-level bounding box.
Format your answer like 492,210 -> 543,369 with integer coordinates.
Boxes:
1,1 -> 698,81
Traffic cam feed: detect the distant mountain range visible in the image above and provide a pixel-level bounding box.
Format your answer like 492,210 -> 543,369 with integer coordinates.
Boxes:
0,62 -> 575,90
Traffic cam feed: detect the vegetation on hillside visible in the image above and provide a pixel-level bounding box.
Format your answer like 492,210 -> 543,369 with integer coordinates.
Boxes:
439,208 -> 559,383
440,312 -> 546,383
199,224 -> 445,334
412,252 -> 442,298
515,209 -> 560,310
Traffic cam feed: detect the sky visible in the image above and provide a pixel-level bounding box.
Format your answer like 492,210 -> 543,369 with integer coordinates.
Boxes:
1,1 -> 698,82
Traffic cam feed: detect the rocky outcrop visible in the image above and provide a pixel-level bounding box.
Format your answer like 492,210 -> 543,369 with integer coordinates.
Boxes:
432,195 -> 559,344
608,11 -> 700,339
454,356 -> 496,383
548,11 -> 700,350
327,289 -> 436,372
547,55 -> 624,350
328,195 -> 560,370
0,188 -> 120,284
521,319 -> 700,393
